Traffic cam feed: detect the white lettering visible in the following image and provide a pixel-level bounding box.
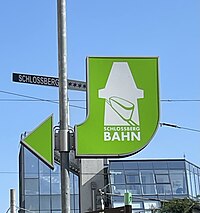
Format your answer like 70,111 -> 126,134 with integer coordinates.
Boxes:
104,132 -> 111,141
112,132 -> 120,141
121,132 -> 130,141
103,130 -> 141,142
131,132 -> 140,141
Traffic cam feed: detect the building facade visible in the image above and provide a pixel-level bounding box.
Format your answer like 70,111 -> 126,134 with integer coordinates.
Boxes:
19,147 -> 200,212
19,146 -> 80,213
108,159 -> 200,212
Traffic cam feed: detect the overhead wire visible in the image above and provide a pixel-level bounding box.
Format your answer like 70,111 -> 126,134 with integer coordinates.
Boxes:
160,122 -> 200,133
0,89 -> 200,132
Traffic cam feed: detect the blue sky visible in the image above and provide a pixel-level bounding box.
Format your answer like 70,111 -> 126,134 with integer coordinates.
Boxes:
0,0 -> 200,211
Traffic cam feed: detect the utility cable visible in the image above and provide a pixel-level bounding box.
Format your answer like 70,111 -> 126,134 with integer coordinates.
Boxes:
160,122 -> 200,133
161,99 -> 200,102
0,90 -> 58,104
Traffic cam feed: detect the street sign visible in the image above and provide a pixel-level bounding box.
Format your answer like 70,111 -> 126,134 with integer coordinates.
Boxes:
21,115 -> 54,169
12,72 -> 86,91
75,57 -> 159,157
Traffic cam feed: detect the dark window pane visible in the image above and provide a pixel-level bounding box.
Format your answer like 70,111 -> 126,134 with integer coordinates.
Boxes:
155,174 -> 170,183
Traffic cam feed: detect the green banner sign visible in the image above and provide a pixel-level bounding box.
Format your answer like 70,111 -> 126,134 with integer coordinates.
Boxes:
75,57 -> 159,157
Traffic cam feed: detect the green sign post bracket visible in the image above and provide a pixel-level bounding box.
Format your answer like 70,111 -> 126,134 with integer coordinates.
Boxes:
75,57 -> 160,157
21,114 -> 54,169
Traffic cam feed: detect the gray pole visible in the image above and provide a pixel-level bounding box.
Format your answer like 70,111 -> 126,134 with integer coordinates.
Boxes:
57,0 -> 70,213
10,189 -> 16,213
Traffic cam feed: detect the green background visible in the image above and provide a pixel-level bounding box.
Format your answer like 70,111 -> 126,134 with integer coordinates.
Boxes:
75,57 -> 159,157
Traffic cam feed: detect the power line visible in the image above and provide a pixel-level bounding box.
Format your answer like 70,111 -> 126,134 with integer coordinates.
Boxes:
0,90 -> 86,109
1,90 -> 200,123
161,99 -> 200,102
1,89 -> 200,103
0,90 -> 58,104
160,122 -> 200,133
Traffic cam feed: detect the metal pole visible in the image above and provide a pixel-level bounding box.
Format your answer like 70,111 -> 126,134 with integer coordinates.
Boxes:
57,0 -> 70,213
10,189 -> 16,213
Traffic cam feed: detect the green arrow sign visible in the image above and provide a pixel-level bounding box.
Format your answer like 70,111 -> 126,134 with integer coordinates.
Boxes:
21,115 -> 54,169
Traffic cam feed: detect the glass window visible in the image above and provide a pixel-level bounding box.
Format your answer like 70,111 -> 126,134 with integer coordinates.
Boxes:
40,175 -> 50,194
168,161 -> 185,169
40,195 -> 51,210
190,171 -> 197,197
123,161 -> 138,170
138,162 -> 153,170
74,194 -> 79,210
25,178 -> 39,195
70,194 -> 75,210
169,170 -> 187,195
111,184 -> 126,195
186,162 -> 190,170
109,161 -> 123,169
155,174 -> 170,183
186,170 -> 192,196
157,184 -> 172,195
70,174 -> 74,194
127,184 -> 142,195
24,149 -> 39,178
141,170 -> 155,184
142,185 -> 156,195
52,195 -> 61,210
153,161 -> 168,169
126,174 -> 140,184
110,171 -> 125,184
74,175 -> 79,194
51,173 -> 61,194
25,195 -> 39,211
195,174 -> 200,196
52,163 -> 60,174
39,161 -> 50,175
154,170 -> 168,174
